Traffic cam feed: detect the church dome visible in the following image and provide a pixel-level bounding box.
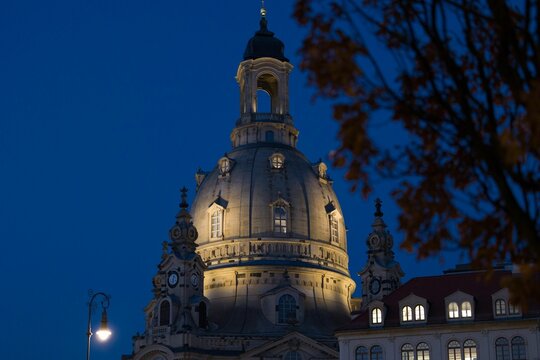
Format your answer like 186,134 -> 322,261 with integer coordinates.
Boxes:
190,142 -> 350,275
243,17 -> 289,62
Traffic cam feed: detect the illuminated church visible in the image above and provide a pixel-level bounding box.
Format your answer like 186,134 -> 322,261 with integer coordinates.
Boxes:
123,7 -> 540,360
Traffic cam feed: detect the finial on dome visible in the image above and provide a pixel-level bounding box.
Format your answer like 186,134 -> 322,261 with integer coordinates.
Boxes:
260,0 -> 266,18
374,198 -> 383,217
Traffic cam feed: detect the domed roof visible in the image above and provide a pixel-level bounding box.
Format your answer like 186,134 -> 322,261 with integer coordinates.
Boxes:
243,18 -> 289,62
190,143 -> 349,275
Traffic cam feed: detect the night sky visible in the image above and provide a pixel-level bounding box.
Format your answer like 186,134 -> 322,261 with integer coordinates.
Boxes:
0,1 -> 463,359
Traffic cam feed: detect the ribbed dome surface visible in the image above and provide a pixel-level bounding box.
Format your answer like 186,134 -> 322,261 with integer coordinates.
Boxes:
191,143 -> 345,249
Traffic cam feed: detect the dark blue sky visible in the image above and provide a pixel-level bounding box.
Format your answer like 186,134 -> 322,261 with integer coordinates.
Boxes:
0,1 -> 462,359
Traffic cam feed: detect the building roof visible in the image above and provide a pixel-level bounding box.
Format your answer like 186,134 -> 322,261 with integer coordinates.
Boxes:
243,17 -> 288,62
339,270 -> 540,331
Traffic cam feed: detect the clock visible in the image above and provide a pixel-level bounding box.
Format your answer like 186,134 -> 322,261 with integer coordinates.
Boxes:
369,278 -> 381,295
190,273 -> 199,287
168,271 -> 179,287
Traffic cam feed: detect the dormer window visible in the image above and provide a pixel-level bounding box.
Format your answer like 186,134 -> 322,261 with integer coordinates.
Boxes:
448,302 -> 459,318
402,306 -> 413,322
210,209 -> 223,239
461,301 -> 472,317
218,156 -> 234,177
495,299 -> 507,315
371,308 -> 382,324
269,153 -> 285,169
329,214 -> 339,243
277,294 -> 297,324
415,305 -> 425,320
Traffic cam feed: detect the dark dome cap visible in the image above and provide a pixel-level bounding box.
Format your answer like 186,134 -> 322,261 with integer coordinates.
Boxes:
243,17 -> 289,62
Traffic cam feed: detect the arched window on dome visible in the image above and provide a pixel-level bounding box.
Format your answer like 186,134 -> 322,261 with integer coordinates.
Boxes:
159,300 -> 171,326
277,294 -> 296,324
274,206 -> 287,234
269,153 -> 285,169
329,214 -> 339,243
210,209 -> 223,239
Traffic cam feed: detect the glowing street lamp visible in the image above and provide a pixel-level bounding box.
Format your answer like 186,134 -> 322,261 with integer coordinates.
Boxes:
86,291 -> 112,360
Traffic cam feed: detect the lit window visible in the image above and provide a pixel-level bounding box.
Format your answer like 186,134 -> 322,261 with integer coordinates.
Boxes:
371,308 -> 382,324
448,341 -> 461,360
330,215 -> 339,242
509,302 -> 520,315
370,345 -> 383,360
284,352 -> 301,360
415,305 -> 425,320
401,344 -> 414,360
495,338 -> 510,360
274,206 -> 287,234
448,302 -> 459,318
417,343 -> 430,360
463,339 -> 477,360
219,159 -> 230,175
461,301 -> 472,318
495,299 -> 506,315
270,153 -> 284,169
277,294 -> 296,324
511,337 -> 526,360
159,300 -> 170,326
402,306 -> 413,322
356,346 -> 369,360
210,210 -> 222,239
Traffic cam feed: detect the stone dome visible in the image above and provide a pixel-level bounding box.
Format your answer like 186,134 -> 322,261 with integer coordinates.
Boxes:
191,142 -> 350,276
243,18 -> 288,62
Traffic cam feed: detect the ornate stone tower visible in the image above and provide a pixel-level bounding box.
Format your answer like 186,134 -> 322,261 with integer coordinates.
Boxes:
129,188 -> 210,358
358,199 -> 404,307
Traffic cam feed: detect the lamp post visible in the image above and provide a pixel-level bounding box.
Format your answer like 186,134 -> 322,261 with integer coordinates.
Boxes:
86,290 -> 112,360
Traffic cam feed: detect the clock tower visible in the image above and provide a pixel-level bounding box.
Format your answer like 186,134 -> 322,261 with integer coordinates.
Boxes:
359,199 -> 404,307
143,187 -> 209,347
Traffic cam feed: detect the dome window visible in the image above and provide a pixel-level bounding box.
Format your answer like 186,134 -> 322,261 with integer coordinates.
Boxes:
218,156 -> 234,177
273,206 -> 287,234
269,153 -> 285,169
277,294 -> 297,324
329,214 -> 339,243
159,300 -> 171,326
210,210 -> 223,239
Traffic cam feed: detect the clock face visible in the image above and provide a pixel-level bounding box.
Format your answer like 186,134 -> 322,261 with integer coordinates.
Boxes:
190,273 -> 199,287
369,278 -> 381,295
168,272 -> 178,287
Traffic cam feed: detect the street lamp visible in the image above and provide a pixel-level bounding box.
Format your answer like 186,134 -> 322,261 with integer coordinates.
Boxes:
86,290 -> 112,360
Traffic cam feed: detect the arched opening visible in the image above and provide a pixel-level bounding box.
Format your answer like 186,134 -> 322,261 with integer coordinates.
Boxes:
256,73 -> 279,113
256,89 -> 272,113
159,300 -> 170,326
198,301 -> 208,328
277,294 -> 296,323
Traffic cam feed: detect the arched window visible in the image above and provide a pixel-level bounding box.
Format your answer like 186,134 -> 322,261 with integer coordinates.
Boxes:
277,294 -> 296,324
355,346 -> 369,360
198,301 -> 207,328
274,206 -> 287,234
402,306 -> 413,322
370,345 -> 383,360
416,342 -> 430,360
284,351 -> 301,360
495,299 -> 507,315
219,158 -> 231,175
511,336 -> 526,360
448,341 -> 461,360
415,305 -> 425,320
330,214 -> 339,242
401,344 -> 414,360
371,308 -> 382,324
159,300 -> 170,326
265,130 -> 275,142
211,209 -> 222,239
496,338 -> 510,360
463,339 -> 477,360
461,301 -> 472,318
448,302 -> 459,318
